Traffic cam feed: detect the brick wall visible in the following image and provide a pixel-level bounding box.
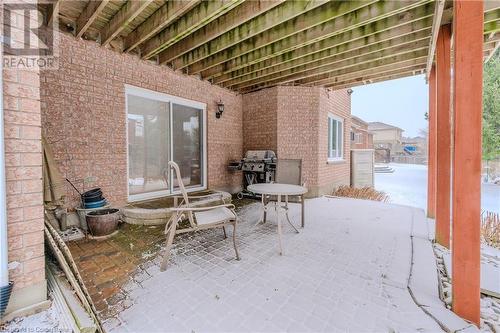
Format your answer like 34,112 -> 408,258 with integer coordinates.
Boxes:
242,86 -> 351,197
317,89 -> 352,195
41,33 -> 243,207
242,87 -> 278,153
2,4 -> 46,313
276,86 -> 320,188
3,67 -> 46,314
351,117 -> 373,150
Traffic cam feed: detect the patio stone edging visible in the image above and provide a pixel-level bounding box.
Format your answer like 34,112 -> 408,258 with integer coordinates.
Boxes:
407,208 -> 480,333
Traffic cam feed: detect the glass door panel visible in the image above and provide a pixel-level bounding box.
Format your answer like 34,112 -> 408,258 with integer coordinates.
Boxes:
127,95 -> 170,197
172,104 -> 203,189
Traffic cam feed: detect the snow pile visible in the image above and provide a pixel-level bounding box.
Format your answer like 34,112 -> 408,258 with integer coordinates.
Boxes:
434,244 -> 500,333
0,301 -> 65,333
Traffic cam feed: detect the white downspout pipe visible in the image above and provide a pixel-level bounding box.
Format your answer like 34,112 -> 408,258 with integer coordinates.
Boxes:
0,33 -> 11,292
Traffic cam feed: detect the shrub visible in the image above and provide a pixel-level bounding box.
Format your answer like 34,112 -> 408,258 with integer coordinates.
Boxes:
332,186 -> 389,203
481,211 -> 500,249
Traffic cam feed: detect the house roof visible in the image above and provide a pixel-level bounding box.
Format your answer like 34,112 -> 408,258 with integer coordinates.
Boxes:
368,122 -> 404,132
351,115 -> 369,126
53,0 -> 500,93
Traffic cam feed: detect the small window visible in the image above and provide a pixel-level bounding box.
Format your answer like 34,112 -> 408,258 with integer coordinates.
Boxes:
355,133 -> 363,143
350,131 -> 355,141
328,114 -> 343,160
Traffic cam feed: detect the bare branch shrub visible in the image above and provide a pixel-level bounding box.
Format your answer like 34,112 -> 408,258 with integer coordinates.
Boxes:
481,211 -> 500,249
332,186 -> 389,203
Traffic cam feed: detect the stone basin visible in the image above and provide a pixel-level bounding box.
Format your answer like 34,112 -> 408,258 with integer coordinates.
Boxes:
120,190 -> 232,225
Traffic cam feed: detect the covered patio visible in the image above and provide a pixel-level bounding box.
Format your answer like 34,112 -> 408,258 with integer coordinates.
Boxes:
1,0 -> 499,330
90,198 -> 460,332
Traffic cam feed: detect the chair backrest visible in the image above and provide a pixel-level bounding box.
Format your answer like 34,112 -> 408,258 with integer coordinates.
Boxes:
169,160 -> 189,204
275,159 -> 302,185
169,160 -> 196,226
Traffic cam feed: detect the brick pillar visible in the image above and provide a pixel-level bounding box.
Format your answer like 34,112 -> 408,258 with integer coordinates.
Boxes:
2,3 -> 47,315
427,65 -> 437,218
451,0 -> 483,325
435,24 -> 452,248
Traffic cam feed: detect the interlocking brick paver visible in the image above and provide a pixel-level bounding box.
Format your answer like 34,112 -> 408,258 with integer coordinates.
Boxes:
99,197 -> 449,332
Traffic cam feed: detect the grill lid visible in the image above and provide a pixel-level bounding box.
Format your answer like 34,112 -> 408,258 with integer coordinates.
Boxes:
244,150 -> 276,161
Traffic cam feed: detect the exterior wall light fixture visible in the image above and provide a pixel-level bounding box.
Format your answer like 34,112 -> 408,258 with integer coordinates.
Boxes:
216,100 -> 224,118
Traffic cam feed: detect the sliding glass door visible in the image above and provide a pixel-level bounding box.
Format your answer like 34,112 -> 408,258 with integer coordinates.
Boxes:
172,104 -> 203,189
126,86 -> 206,201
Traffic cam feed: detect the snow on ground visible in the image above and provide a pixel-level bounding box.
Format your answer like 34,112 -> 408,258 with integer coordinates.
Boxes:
0,300 -> 65,333
106,197 -> 462,332
434,244 -> 500,333
377,163 -> 500,332
375,163 -> 500,214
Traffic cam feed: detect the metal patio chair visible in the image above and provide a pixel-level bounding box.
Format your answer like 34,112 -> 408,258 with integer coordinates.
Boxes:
262,159 -> 305,230
160,161 -> 240,271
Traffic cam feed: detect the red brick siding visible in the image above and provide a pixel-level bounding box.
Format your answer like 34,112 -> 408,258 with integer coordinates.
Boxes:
317,89 -> 351,193
3,69 -> 45,292
276,86 -> 320,187
351,117 -> 373,150
242,86 -> 351,196
242,87 -> 278,153
41,33 -> 243,207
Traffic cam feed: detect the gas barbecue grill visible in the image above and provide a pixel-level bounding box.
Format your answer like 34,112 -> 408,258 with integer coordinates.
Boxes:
228,150 -> 276,199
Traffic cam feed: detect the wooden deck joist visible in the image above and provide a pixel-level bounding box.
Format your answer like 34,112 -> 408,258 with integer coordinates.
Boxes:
210,12 -> 438,84
123,0 -> 201,52
425,0 -> 445,81
75,0 -> 110,38
56,0 -> 500,93
166,0 -> 372,69
100,0 -> 154,46
241,50 -> 428,93
185,0 -> 432,75
303,56 -> 428,86
157,0 -> 288,65
326,66 -> 425,90
216,27 -> 432,87
141,0 -> 244,59
230,38 -> 430,90
200,2 -> 436,80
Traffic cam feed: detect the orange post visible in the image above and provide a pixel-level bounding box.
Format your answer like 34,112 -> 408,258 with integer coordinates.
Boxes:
435,24 -> 451,248
427,65 -> 437,218
452,0 -> 483,326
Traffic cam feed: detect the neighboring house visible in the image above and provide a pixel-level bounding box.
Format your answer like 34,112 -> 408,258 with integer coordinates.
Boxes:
368,122 -> 404,162
368,121 -> 404,151
350,116 -> 373,149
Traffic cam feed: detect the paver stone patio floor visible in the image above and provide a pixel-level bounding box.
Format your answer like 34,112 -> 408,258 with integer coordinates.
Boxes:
85,197 -> 456,332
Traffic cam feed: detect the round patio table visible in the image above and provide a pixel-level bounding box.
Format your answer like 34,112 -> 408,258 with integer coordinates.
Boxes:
247,183 -> 307,255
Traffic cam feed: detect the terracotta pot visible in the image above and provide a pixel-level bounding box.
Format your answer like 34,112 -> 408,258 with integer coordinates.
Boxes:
86,208 -> 120,237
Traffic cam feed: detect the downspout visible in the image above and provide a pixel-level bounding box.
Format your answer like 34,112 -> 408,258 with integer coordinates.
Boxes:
0,33 -> 14,318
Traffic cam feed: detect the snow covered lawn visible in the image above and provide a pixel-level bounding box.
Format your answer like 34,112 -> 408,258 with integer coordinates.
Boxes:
104,197 -> 464,332
374,163 -> 500,214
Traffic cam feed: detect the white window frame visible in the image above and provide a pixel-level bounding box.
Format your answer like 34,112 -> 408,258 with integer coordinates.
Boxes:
327,113 -> 344,161
125,85 -> 207,202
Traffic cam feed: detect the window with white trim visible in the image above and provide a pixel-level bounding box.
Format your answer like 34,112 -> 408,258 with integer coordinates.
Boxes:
328,114 -> 344,160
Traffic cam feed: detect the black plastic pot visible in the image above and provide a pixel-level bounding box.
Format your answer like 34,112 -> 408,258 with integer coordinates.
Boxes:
83,188 -> 102,197
83,194 -> 104,203
82,188 -> 103,203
